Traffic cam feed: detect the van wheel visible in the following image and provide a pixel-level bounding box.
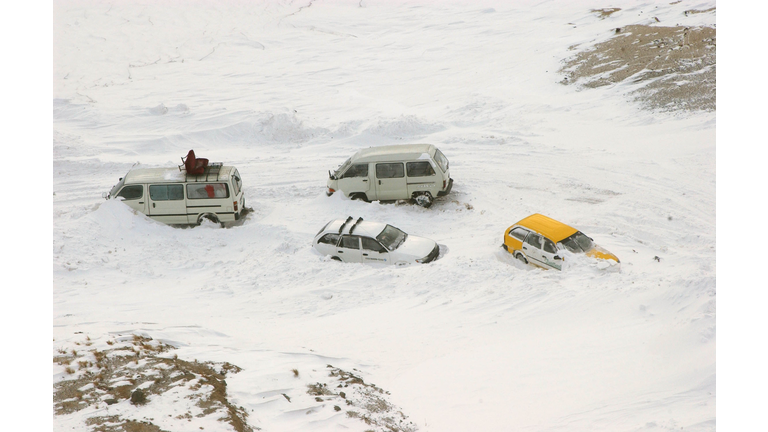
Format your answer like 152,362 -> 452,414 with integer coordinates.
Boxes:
197,214 -> 222,228
331,256 -> 342,261
414,192 -> 433,208
351,193 -> 369,203
516,253 -> 528,264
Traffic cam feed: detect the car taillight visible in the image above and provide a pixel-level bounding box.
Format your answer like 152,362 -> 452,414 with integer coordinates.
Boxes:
443,180 -> 446,189
233,201 -> 238,211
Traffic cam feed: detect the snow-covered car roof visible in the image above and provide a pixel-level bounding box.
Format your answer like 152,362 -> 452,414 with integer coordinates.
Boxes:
321,218 -> 389,238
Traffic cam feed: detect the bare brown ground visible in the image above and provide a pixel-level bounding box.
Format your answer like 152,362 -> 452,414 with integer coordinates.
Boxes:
560,8 -> 716,112
53,335 -> 253,432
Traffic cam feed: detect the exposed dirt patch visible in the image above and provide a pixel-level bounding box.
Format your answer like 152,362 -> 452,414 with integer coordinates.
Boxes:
305,365 -> 417,432
54,335 -> 254,432
560,11 -> 716,112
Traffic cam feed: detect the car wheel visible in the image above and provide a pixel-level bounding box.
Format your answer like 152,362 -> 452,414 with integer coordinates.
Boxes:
331,256 -> 342,261
414,192 -> 433,208
351,193 -> 369,203
516,253 -> 528,264
502,244 -> 508,251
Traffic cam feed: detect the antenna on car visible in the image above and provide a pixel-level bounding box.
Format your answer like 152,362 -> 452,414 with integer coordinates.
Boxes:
348,217 -> 364,235
338,216 -> 354,234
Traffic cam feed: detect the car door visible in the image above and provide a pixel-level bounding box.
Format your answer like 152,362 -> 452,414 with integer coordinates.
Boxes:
116,184 -> 148,215
375,163 -> 407,200
361,237 -> 390,264
315,233 -> 341,257
338,163 -> 372,199
522,232 -> 548,268
148,184 -> 187,224
541,237 -> 563,270
336,235 -> 363,263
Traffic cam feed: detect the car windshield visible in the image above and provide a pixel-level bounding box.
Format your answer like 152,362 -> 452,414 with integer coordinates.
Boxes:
558,231 -> 594,253
376,225 -> 408,251
333,158 -> 352,178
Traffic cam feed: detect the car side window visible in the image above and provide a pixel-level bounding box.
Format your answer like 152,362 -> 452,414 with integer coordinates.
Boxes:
543,239 -> 557,254
339,235 -> 361,249
509,227 -> 528,241
342,164 -> 369,178
361,237 -> 387,253
318,233 -> 340,246
406,161 -> 435,177
149,184 -> 184,201
525,233 -> 543,249
117,185 -> 143,200
375,163 -> 405,179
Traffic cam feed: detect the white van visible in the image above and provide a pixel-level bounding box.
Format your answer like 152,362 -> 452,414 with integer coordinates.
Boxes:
104,163 -> 246,226
326,144 -> 453,207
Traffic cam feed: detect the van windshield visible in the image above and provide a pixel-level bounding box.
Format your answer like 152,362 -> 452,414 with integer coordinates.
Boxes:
333,158 -> 352,179
109,177 -> 126,198
376,225 -> 408,251
434,149 -> 449,172
558,232 -> 594,253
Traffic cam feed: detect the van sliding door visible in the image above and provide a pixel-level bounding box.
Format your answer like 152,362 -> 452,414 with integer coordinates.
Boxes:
375,163 -> 407,200
148,184 -> 187,224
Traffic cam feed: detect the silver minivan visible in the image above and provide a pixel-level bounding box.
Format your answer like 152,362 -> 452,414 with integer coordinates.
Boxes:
326,144 -> 453,207
105,164 -> 246,226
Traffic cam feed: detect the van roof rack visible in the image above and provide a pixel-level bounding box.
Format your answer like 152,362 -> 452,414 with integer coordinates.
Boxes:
338,216 -> 354,234
348,217 -> 364,235
184,163 -> 224,182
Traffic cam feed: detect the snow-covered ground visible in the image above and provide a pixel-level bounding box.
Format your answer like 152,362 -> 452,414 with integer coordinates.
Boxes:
49,1 -> 719,430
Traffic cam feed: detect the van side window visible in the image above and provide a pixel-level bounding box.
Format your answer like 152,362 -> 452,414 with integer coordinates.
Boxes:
361,237 -> 387,253
318,233 -> 340,246
187,183 -> 230,199
117,185 -> 143,200
339,235 -> 361,249
149,184 -> 184,201
342,164 -> 369,178
509,227 -> 528,241
376,163 -> 404,179
406,162 -> 435,177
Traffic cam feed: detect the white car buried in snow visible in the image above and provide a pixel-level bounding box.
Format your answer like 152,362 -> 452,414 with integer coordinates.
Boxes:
313,217 -> 440,265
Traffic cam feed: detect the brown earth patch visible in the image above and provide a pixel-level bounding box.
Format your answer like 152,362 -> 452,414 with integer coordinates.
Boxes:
54,335 -> 253,432
560,21 -> 716,112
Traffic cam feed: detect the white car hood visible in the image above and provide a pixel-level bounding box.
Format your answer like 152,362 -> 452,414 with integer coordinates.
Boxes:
393,235 -> 436,260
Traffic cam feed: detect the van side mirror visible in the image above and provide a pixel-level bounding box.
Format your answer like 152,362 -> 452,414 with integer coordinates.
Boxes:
554,255 -> 562,260
328,170 -> 336,180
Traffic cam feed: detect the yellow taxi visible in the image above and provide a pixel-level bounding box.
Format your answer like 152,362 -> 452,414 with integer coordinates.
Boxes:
502,214 -> 619,270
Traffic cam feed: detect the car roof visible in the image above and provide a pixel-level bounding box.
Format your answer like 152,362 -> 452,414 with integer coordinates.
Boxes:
514,214 -> 579,243
322,218 -> 388,238
351,144 -> 436,163
123,166 -> 234,184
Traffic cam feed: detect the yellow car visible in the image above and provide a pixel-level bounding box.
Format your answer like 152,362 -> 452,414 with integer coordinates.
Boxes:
502,214 -> 619,270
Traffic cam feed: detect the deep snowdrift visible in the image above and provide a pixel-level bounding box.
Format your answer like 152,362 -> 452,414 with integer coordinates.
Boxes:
53,1 -> 715,431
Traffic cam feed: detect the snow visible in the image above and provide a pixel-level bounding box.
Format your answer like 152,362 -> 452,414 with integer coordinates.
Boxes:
47,0 -> 722,431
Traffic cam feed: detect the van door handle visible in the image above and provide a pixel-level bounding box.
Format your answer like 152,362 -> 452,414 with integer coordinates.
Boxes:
362,253 -> 369,256
378,180 -> 381,185
362,179 -> 368,182
152,203 -> 156,208
138,202 -> 144,204
338,251 -> 344,253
